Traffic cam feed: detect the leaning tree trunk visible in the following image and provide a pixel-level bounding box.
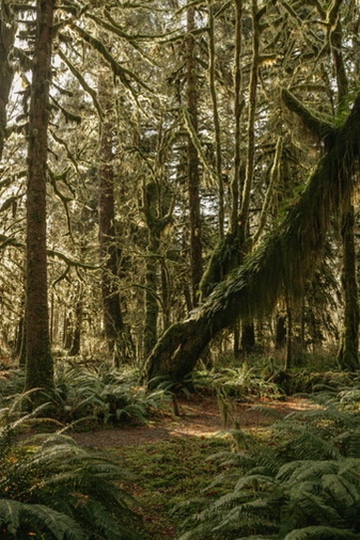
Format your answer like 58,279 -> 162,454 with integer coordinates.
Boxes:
24,0 -> 55,400
145,94 -> 360,387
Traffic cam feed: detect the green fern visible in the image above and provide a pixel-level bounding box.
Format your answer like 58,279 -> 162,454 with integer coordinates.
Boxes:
178,387 -> 360,539
50,363 -> 167,426
0,405 -> 144,539
284,526 -> 360,539
0,498 -> 85,539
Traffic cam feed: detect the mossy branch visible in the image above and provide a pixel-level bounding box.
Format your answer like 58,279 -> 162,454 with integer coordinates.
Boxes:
57,48 -> 103,121
47,249 -> 102,271
281,88 -> 336,142
145,94 -> 360,386
73,25 -> 153,96
183,107 -> 219,186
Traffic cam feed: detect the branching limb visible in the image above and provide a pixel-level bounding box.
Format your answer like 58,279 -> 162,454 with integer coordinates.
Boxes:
145,94 -> 360,386
281,88 -> 336,143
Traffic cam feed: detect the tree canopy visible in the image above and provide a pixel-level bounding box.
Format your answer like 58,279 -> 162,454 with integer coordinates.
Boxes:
0,0 -> 359,390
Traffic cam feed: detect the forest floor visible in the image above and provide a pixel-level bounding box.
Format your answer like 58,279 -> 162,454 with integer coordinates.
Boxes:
71,394 -> 315,539
71,393 -> 313,447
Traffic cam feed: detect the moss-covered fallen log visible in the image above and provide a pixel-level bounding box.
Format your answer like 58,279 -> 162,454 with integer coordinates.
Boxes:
145,93 -> 360,387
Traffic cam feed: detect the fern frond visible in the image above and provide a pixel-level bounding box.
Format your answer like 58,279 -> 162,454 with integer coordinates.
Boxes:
277,460 -> 338,483
234,473 -> 276,491
284,525 -> 360,539
0,498 -> 86,539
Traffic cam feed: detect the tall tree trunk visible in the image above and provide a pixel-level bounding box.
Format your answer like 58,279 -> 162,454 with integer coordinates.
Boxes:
331,9 -> 359,370
143,180 -> 160,361
236,0 -> 260,354
63,282 -> 82,357
98,75 -> 126,366
230,0 -> 243,234
337,204 -> 360,370
0,0 -> 15,160
145,95 -> 360,386
24,0 -> 55,400
142,179 -> 173,361
207,0 -> 224,238
186,4 -> 203,308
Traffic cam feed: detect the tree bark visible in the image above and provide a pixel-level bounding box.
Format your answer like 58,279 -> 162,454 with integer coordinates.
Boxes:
98,74 -> 127,366
145,94 -> 360,386
207,0 -> 224,238
0,0 -> 15,160
143,181 -> 160,360
186,3 -> 203,308
337,204 -> 360,370
24,0 -> 55,400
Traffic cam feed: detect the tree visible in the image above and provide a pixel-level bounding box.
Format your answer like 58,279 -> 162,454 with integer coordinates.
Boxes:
0,0 -> 357,374
24,0 -> 55,399
186,2 -> 203,308
98,69 -> 128,366
0,0 -> 15,160
145,92 -> 360,385
337,204 -> 359,370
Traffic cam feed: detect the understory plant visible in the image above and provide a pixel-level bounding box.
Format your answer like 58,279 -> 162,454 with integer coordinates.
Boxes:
193,362 -> 282,400
178,383 -> 360,539
0,394 -> 144,539
50,363 -> 168,426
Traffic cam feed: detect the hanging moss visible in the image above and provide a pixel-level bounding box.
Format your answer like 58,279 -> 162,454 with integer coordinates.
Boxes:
281,88 -> 336,147
199,228 -> 246,299
145,94 -> 360,386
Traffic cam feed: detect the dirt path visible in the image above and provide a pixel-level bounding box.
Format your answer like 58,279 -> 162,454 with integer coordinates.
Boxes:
71,395 -> 313,448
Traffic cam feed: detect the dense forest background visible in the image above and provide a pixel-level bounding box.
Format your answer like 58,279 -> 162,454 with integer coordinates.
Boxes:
1,0 -> 360,396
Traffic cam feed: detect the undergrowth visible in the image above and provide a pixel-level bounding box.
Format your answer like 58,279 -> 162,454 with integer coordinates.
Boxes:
49,363 -> 170,428
178,379 -> 360,540
113,435 -> 230,540
0,394 -> 145,539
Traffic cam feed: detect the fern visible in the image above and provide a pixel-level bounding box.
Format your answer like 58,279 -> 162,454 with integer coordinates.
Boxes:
284,526 -> 360,539
0,408 -> 144,539
51,363 -> 167,426
0,498 -> 85,539
179,387 -> 360,539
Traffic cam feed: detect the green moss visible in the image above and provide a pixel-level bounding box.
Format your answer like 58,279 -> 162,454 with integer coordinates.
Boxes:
111,435 -> 230,539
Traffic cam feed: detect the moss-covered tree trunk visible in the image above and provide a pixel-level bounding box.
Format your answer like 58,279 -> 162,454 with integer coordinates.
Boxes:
0,0 -> 15,160
186,3 -> 203,307
331,10 -> 359,371
142,179 -> 173,361
143,181 -> 160,360
145,94 -> 360,386
337,204 -> 360,370
98,73 -> 127,366
24,0 -> 55,400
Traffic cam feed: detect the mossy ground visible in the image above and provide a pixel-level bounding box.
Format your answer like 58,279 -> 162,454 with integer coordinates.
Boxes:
112,435 -> 231,539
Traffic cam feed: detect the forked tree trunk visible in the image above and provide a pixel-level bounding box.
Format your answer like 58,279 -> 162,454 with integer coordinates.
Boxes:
145,95 -> 360,387
24,0 -> 55,400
